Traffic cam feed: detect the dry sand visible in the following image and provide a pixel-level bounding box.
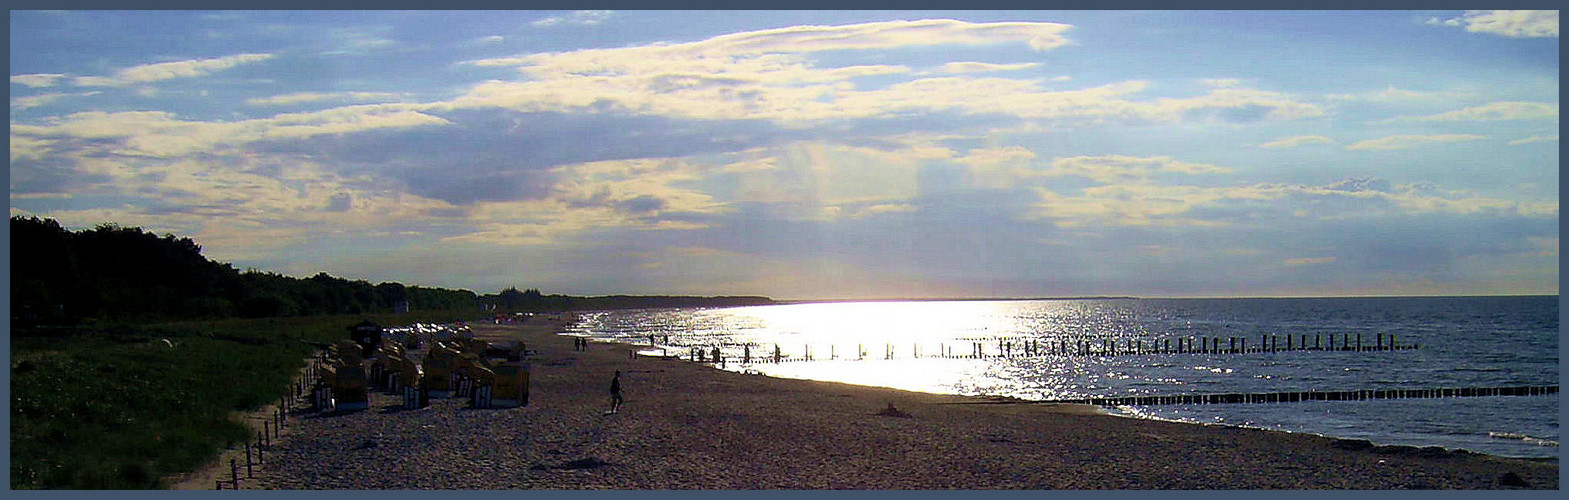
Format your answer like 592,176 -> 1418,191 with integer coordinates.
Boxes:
224,320 -> 1555,490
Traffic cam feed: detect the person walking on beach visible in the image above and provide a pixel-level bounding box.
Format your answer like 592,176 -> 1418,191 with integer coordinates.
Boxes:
609,370 -> 623,413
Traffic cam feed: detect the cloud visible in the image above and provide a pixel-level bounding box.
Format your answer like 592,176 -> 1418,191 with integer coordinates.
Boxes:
532,10 -> 614,27
321,27 -> 397,55
1286,258 -> 1336,266
1028,169 -> 1556,231
472,19 -> 1071,67
73,53 -> 274,87
11,104 -> 452,157
955,146 -> 1041,189
939,62 -> 1042,74
1324,85 -> 1475,103
713,141 -> 936,212
1042,155 -> 1232,184
1322,177 -> 1393,193
1345,134 -> 1486,150
1394,101 -> 1559,122
326,192 -> 353,212
11,74 -> 67,88
10,91 -> 101,110
1258,135 -> 1334,149
1509,134 -> 1559,145
1430,10 -> 1560,38
9,135 -> 58,162
12,149 -> 466,265
246,91 -> 407,106
451,20 -> 1322,128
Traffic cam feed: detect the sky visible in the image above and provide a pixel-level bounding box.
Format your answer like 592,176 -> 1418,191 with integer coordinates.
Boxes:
7,10 -> 1560,299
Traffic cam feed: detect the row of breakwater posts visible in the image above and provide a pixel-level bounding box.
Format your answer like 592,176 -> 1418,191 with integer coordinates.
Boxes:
640,331 -> 1418,365
222,322 -> 536,489
1019,385 -> 1561,407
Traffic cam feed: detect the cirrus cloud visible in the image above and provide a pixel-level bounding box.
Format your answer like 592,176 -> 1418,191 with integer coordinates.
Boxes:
1508,134 -> 1559,146
11,73 -> 67,88
1258,135 -> 1335,149
246,91 -> 408,107
1345,134 -> 1486,151
11,103 -> 451,158
73,53 -> 274,87
939,61 -> 1043,74
1395,101 -> 1558,122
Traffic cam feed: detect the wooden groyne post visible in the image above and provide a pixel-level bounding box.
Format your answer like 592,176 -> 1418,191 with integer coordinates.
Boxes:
1033,385 -> 1559,407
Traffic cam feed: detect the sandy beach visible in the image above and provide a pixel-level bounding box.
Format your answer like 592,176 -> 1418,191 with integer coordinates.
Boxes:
233,320 -> 1557,490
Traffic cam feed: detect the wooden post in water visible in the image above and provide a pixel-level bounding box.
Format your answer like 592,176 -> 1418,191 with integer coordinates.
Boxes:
1377,333 -> 1383,351
1357,333 -> 1362,351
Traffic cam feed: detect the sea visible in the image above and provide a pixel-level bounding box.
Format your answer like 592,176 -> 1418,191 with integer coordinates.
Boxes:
562,296 -> 1560,459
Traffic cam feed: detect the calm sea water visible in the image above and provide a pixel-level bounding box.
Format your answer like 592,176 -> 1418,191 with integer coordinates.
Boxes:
564,296 -> 1560,459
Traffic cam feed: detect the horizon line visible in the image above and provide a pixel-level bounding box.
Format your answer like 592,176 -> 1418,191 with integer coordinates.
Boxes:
769,293 -> 1559,303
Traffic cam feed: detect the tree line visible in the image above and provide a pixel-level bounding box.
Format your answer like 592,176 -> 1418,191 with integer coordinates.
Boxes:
10,216 -> 479,325
10,216 -> 774,326
487,286 -> 773,312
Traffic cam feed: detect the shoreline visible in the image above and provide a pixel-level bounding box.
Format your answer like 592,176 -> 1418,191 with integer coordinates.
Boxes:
610,331 -> 1561,464
247,321 -> 1558,489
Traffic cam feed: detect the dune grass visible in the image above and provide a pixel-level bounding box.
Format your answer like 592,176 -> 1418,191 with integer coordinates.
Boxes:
9,311 -> 471,489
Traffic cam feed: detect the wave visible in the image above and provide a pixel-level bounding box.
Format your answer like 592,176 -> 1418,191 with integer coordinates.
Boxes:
1489,432 -> 1560,447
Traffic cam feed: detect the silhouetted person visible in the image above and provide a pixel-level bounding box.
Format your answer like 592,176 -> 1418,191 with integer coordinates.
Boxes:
609,370 -> 623,413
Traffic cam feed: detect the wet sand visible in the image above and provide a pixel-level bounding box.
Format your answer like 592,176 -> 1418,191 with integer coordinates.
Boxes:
242,320 -> 1557,489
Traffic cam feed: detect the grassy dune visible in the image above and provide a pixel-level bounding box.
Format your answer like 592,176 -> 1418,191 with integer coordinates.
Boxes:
9,311 -> 471,489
